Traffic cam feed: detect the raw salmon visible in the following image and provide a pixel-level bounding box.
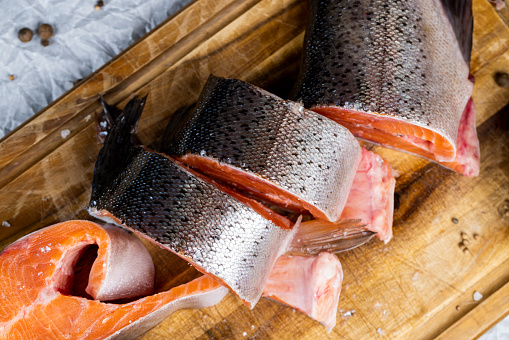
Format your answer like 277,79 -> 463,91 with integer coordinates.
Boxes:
263,252 -> 342,332
340,148 -> 396,243
0,220 -> 346,337
89,96 -> 296,308
439,98 -> 480,176
162,75 -> 361,222
0,220 -> 228,340
291,0 -> 479,176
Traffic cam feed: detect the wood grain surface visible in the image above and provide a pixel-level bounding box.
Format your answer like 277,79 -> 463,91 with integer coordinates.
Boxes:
0,0 -> 508,339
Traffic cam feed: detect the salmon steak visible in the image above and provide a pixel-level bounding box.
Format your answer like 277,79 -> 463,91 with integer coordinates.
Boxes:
0,220 -> 229,339
291,0 -> 480,176
162,75 -> 361,222
88,97 -> 296,308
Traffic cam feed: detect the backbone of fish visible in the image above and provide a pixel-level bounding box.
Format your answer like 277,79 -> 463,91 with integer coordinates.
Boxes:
0,220 -> 347,339
290,0 -> 480,176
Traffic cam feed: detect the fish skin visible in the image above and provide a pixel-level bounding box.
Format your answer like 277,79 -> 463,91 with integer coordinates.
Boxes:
0,220 -> 228,340
290,0 -> 473,163
163,75 -> 361,222
89,97 -> 295,308
440,0 -> 473,63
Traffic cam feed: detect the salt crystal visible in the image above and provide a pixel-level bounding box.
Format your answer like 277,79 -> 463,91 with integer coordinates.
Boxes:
377,328 -> 384,336
340,309 -> 355,320
243,332 -> 247,336
412,272 -> 420,281
61,129 -> 71,139
251,325 -> 255,330
473,291 -> 483,301
2,221 -> 11,227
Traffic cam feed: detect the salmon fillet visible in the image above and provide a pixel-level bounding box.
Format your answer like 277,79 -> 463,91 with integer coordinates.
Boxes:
1,220 -> 348,337
0,220 -> 228,340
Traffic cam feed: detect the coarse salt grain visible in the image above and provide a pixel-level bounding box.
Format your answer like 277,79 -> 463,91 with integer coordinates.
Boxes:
61,129 -> 71,138
473,291 -> 483,301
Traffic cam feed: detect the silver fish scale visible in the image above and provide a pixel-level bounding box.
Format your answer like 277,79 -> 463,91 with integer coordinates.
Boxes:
169,76 -> 361,222
89,147 -> 294,307
290,0 -> 473,149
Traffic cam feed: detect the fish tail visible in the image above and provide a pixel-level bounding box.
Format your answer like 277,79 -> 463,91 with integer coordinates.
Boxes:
91,95 -> 147,202
287,219 -> 375,255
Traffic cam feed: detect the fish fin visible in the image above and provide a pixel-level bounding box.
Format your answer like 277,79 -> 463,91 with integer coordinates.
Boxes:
440,0 -> 473,63
95,95 -> 130,144
91,95 -> 147,202
100,95 -> 122,125
287,219 -> 375,255
160,104 -> 196,154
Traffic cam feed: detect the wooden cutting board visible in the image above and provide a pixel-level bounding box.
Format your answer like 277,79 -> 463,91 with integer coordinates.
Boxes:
1,0 -> 508,339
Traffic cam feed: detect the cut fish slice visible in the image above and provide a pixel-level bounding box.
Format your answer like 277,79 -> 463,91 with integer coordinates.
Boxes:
89,96 -> 296,308
0,220 -> 228,340
290,0 -> 479,176
162,75 -> 361,222
340,148 -> 396,243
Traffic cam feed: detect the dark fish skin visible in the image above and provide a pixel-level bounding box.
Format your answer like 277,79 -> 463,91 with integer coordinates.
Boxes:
440,0 -> 473,63
290,0 -> 473,159
89,97 -> 295,308
163,75 -> 361,222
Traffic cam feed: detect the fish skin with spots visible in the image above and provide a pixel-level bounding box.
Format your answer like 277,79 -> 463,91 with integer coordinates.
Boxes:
163,75 -> 361,222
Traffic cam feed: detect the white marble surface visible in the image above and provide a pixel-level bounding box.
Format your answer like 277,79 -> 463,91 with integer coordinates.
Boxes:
480,316 -> 509,340
0,0 -> 508,338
